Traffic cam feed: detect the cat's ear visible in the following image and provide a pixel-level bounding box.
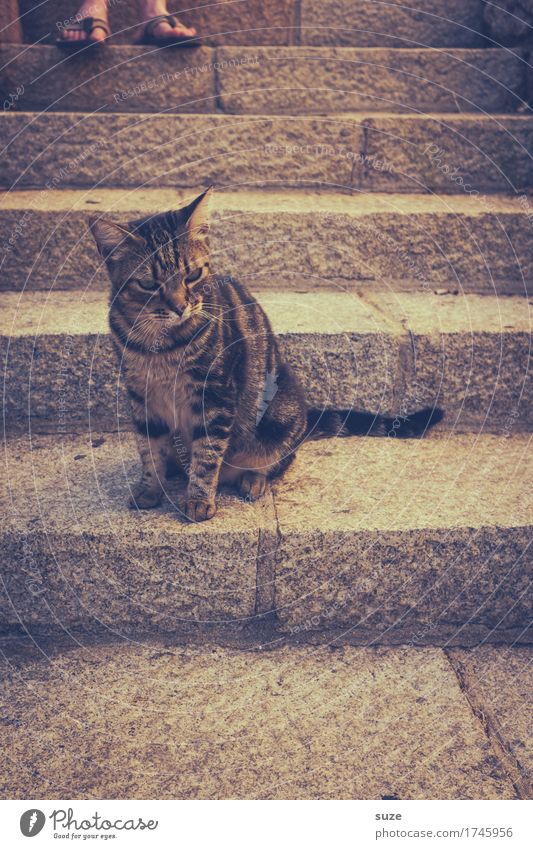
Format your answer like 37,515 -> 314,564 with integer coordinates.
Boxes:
184,186 -> 213,237
89,217 -> 144,261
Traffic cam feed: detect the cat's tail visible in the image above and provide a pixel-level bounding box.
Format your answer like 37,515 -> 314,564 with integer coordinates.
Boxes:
305,406 -> 444,440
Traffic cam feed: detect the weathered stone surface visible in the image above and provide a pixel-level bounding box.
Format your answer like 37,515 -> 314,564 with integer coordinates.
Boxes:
272,436 -> 533,633
11,42 -> 528,117
0,111 -> 358,189
0,433 -> 276,629
354,114 -> 533,194
3,111 -> 532,193
0,0 -> 22,45
450,647 -> 533,795
2,289 -> 530,434
218,47 -> 527,113
0,45 -> 217,114
19,0 -> 294,46
0,642 -> 517,799
367,291 -> 533,430
484,0 -> 533,44
0,288 -> 400,431
259,290 -> 401,412
1,189 -> 531,293
301,0 -> 485,48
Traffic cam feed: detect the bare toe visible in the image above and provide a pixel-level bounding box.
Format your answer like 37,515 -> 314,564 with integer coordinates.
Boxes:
90,27 -> 108,42
153,20 -> 197,40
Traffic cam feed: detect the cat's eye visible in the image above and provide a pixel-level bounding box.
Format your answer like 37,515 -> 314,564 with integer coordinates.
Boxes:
185,268 -> 203,285
130,277 -> 158,291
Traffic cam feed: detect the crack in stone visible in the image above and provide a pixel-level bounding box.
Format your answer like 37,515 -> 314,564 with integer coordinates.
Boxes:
445,649 -> 531,800
254,483 -> 282,616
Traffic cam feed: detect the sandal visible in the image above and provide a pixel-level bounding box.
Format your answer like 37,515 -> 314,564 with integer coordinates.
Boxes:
56,17 -> 110,51
138,14 -> 200,48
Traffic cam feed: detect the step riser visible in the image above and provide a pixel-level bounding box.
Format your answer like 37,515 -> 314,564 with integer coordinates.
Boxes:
0,333 -> 397,434
2,293 -> 531,434
1,113 -> 532,193
300,0 -> 487,48
217,48 -> 528,115
2,433 -> 531,639
19,0 -> 488,48
1,46 -> 527,114
3,528 -> 530,635
275,526 -> 533,634
2,527 -> 259,629
1,203 -> 532,293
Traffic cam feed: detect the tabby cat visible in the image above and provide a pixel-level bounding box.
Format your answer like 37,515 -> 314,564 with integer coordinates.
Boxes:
90,188 -> 442,522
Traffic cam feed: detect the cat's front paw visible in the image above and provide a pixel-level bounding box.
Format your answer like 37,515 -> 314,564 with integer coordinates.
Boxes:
129,484 -> 162,510
238,471 -> 267,501
180,497 -> 217,523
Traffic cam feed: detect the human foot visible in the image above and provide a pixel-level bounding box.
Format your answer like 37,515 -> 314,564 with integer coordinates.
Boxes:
140,0 -> 197,43
57,0 -> 109,45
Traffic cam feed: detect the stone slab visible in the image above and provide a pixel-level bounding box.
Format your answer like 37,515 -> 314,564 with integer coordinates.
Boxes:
271,435 -> 533,634
450,647 -> 533,795
2,289 -> 530,434
0,45 -> 217,114
0,642 -> 517,798
0,289 -> 399,433
218,47 -> 527,114
2,112 -> 531,193
1,188 -> 531,293
366,291 -> 533,430
301,0 -> 486,48
0,432 -> 276,630
353,114 -> 533,194
7,44 -> 526,116
0,111 -> 359,189
18,0 -> 294,46
0,0 -> 22,45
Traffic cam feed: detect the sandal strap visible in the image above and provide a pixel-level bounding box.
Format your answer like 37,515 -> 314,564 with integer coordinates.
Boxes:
58,17 -> 110,36
143,14 -> 179,38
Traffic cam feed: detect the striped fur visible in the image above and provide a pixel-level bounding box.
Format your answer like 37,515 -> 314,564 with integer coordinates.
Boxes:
90,189 -> 442,522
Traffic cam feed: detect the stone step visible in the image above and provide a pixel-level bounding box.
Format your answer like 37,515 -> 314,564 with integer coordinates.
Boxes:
1,111 -> 532,194
1,188 -> 532,293
217,47 -> 529,114
1,432 -> 531,641
19,0 -> 488,49
300,1 -> 488,48
1,45 -> 528,114
1,640 -> 528,800
1,289 -> 530,435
